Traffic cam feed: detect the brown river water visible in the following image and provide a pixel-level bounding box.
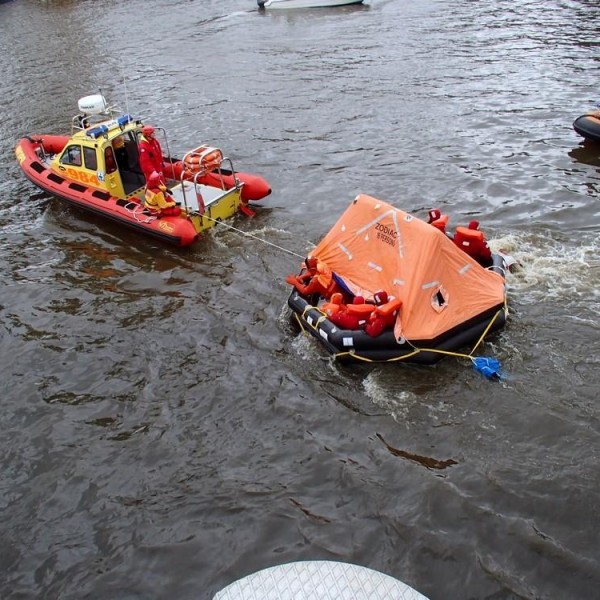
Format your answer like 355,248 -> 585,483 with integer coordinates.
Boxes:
0,0 -> 599,598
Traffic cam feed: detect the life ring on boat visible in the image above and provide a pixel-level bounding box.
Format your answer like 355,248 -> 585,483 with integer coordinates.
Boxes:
183,145 -> 223,173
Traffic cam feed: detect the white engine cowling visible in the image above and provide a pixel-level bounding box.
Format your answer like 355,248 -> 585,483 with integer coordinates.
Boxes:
78,94 -> 108,115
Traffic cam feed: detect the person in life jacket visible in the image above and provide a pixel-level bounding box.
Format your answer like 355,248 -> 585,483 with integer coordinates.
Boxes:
364,290 -> 402,337
112,135 -> 129,170
285,256 -> 341,300
328,295 -> 375,330
139,125 -> 164,183
453,220 -> 493,267
144,171 -> 181,217
427,208 -> 449,234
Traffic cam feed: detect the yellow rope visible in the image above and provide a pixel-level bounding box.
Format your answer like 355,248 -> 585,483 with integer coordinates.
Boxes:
467,306 -> 504,357
293,301 -> 506,366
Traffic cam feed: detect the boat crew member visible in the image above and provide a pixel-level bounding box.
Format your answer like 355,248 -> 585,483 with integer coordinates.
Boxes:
364,290 -> 401,337
139,125 -> 165,184
112,136 -> 129,170
453,220 -> 493,267
286,256 -> 340,301
144,171 -> 181,217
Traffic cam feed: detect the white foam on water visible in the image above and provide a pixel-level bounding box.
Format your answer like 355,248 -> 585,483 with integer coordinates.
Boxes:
490,232 -> 600,305
291,330 -> 321,362
362,370 -> 419,422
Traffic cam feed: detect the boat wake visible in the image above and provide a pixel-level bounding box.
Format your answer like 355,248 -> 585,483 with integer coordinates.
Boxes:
489,232 -> 600,304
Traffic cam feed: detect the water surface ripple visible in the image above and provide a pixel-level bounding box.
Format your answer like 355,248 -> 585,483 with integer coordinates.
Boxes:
0,0 -> 599,599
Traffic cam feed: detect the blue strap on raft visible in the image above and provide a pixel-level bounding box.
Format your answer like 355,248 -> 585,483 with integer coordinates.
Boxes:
472,356 -> 503,380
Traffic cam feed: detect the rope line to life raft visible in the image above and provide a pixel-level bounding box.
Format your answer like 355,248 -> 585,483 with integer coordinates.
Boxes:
198,212 -> 305,259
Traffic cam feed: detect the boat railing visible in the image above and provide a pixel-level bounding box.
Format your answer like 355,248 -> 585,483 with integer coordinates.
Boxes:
175,156 -> 240,215
70,103 -> 126,134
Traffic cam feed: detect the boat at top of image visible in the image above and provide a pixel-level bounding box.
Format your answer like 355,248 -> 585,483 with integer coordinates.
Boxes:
285,194 -> 511,367
573,108 -> 600,144
258,0 -> 364,10
15,94 -> 271,247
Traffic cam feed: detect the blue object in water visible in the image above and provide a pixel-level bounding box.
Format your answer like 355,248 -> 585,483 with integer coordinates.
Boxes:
473,356 -> 503,380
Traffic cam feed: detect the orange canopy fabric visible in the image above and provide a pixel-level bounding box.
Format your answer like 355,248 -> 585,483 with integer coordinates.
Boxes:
309,194 -> 505,342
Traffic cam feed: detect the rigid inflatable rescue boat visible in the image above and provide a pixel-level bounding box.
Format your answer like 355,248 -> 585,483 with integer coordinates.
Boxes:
573,110 -> 600,144
15,94 -> 271,247
286,194 -> 509,365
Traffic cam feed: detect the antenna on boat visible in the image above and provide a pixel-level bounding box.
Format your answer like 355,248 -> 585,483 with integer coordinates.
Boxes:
120,58 -> 131,118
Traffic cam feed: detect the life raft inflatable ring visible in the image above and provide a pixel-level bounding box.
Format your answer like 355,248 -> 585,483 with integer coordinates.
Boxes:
183,145 -> 223,173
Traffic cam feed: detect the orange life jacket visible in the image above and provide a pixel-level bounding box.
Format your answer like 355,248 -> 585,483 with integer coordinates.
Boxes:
329,298 -> 375,330
364,298 -> 402,337
453,226 -> 487,258
429,213 -> 449,233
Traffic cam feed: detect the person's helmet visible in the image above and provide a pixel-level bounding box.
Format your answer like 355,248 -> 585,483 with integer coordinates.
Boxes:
142,125 -> 155,137
305,256 -> 318,270
374,290 -> 389,305
147,171 -> 162,187
353,296 -> 365,305
112,136 -> 125,149
468,220 -> 480,230
428,208 -> 441,223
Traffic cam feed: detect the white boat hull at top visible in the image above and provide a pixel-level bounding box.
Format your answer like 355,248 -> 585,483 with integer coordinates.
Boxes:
258,0 -> 364,9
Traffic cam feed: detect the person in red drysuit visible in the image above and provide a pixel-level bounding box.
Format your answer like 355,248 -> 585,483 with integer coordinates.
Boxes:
286,256 -> 340,300
453,220 -> 493,267
364,290 -> 401,337
427,208 -> 449,234
139,125 -> 164,184
144,171 -> 181,217
329,296 -> 374,330
428,208 -> 441,224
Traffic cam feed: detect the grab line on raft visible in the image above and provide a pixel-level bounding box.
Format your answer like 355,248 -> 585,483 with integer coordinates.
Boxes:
293,305 -> 507,367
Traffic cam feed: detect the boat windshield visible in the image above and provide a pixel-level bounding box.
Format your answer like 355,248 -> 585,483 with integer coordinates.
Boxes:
60,145 -> 82,167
